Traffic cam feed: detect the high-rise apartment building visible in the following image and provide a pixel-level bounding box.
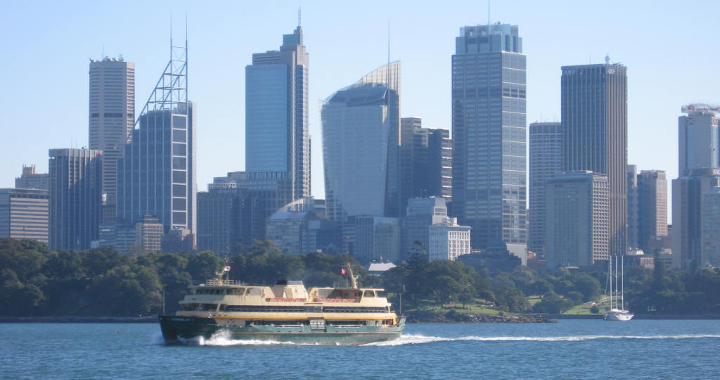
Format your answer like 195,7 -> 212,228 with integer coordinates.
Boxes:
678,104 -> 720,176
545,171 -> 609,268
451,23 -> 527,250
637,170 -> 668,252
15,165 -> 50,190
246,26 -> 310,204
322,62 -> 401,221
528,122 -> 563,255
116,41 -> 196,249
49,149 -> 102,251
0,188 -> 49,243
561,61 -> 627,256
89,57 -> 135,223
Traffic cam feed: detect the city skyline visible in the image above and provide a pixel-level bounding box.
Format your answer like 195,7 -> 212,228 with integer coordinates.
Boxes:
2,1 -> 718,217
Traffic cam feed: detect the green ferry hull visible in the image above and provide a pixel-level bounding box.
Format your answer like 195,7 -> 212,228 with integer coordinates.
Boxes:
159,316 -> 405,346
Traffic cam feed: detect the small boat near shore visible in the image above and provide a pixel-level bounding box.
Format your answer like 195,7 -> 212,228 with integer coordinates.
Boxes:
159,265 -> 405,345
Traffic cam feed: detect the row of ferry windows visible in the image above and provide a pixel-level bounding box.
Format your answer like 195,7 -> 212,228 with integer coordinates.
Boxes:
193,288 -> 385,297
180,304 -> 389,313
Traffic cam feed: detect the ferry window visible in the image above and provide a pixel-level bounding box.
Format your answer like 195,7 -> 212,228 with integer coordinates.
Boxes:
376,291 -> 387,298
363,290 -> 376,297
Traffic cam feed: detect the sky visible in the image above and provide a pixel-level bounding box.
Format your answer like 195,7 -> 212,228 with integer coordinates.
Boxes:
1,0 -> 719,216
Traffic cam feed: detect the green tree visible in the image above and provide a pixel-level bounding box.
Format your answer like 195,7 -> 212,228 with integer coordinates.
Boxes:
186,251 -> 224,283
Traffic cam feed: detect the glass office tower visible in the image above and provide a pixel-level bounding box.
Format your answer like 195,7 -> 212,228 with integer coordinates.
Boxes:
321,62 -> 401,221
245,26 -> 310,203
116,39 -> 196,243
451,24 -> 527,250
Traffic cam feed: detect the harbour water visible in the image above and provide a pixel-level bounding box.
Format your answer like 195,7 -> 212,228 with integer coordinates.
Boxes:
2,319 -> 719,379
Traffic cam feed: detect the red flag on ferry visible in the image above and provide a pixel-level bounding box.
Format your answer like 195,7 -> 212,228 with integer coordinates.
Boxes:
341,268 -> 347,275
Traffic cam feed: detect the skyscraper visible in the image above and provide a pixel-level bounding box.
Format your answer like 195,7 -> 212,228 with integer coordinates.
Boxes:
49,149 -> 102,251
116,39 -> 196,249
678,104 -> 720,176
672,168 -> 720,269
322,62 -> 401,221
673,105 -> 720,269
245,26 -> 310,203
561,61 -> 627,256
528,121 -> 563,255
401,117 -> 453,201
451,23 -> 527,250
545,171 -> 609,268
637,170 -> 668,252
89,57 -> 135,223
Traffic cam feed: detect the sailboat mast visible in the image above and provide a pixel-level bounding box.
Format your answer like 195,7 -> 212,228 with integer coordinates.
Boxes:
621,254 -> 625,311
608,256 -> 613,310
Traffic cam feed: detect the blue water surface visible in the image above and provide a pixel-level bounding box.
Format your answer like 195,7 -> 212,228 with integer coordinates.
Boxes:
1,320 -> 719,379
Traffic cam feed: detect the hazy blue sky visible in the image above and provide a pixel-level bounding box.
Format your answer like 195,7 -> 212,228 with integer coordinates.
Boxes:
1,0 -> 718,207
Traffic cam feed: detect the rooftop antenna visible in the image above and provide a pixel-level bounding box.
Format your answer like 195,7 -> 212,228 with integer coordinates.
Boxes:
488,0 -> 491,27
298,8 -> 302,27
387,19 -> 391,65
102,45 -> 105,59
605,54 -> 611,64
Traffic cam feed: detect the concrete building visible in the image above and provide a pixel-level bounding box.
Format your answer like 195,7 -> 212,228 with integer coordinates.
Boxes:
135,215 -> 163,253
545,172 -> 609,268
451,23 -> 527,250
637,170 -> 668,253
246,25 -> 310,206
402,197 -> 448,259
528,122 -> 563,255
678,104 -> 720,176
15,165 -> 49,190
49,149 -> 102,251
672,168 -> 720,269
0,188 -> 49,243
428,217 -> 471,261
322,62 -> 401,221
627,165 -> 639,250
88,57 -> 135,223
561,61 -> 627,257
701,187 -> 720,267
116,41 -> 196,251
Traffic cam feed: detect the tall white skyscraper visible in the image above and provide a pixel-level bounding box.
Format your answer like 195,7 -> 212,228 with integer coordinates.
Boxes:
89,57 -> 134,223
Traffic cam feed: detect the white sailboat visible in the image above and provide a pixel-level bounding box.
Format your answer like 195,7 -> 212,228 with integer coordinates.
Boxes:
604,254 -> 634,321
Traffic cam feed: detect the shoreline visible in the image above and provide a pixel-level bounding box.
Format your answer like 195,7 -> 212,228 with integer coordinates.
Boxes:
2,313 -> 720,323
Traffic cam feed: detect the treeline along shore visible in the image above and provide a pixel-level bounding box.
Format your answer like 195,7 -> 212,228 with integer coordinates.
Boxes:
2,238 -> 719,321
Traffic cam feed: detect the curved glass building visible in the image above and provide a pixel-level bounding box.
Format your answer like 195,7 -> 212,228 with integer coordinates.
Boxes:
321,62 -> 401,221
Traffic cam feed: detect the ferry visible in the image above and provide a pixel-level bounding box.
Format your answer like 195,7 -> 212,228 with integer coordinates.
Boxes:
159,266 -> 405,345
